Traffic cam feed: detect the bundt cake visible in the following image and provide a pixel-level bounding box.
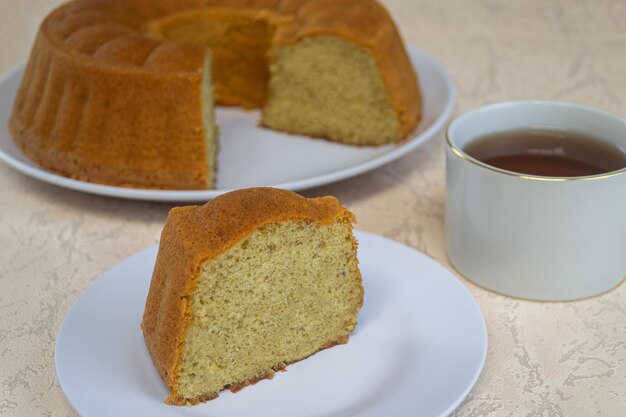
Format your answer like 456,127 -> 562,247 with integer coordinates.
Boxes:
10,0 -> 422,189
141,187 -> 363,405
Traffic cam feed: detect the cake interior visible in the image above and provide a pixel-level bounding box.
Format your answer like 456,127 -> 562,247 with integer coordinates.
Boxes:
174,218 -> 362,401
146,9 -> 402,145
262,35 -> 403,145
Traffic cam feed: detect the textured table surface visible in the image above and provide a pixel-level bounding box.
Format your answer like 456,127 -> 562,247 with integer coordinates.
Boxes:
1,1 -> 625,416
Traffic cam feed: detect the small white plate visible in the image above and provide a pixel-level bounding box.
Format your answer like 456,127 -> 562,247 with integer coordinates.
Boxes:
55,231 -> 487,417
0,48 -> 455,202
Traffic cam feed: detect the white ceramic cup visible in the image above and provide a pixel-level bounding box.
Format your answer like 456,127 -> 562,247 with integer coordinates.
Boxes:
445,101 -> 626,301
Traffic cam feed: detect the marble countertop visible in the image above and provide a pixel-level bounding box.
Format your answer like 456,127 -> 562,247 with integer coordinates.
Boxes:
1,1 -> 624,416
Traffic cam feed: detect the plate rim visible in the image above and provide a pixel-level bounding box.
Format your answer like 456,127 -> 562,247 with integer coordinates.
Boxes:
54,230 -> 487,417
0,47 -> 456,202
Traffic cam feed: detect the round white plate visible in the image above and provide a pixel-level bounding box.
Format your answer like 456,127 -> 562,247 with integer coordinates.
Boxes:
56,231 -> 487,417
0,47 -> 455,202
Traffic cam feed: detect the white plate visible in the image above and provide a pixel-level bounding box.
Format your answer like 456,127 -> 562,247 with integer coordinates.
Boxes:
0,48 -> 455,202
55,231 -> 487,417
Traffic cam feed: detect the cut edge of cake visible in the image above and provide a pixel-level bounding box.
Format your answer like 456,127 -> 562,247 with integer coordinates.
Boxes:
261,34 -> 406,145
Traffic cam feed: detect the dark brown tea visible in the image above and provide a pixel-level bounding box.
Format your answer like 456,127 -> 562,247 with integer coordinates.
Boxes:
463,129 -> 626,177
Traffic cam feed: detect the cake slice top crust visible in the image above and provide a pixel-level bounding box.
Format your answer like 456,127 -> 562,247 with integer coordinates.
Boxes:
141,188 -> 356,390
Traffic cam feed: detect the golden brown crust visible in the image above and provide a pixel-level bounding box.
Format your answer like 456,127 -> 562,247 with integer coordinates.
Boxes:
10,0 -> 420,189
9,3 -> 211,189
141,188 -> 357,402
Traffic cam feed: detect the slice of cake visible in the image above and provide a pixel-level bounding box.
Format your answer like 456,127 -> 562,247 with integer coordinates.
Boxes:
141,187 -> 363,405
